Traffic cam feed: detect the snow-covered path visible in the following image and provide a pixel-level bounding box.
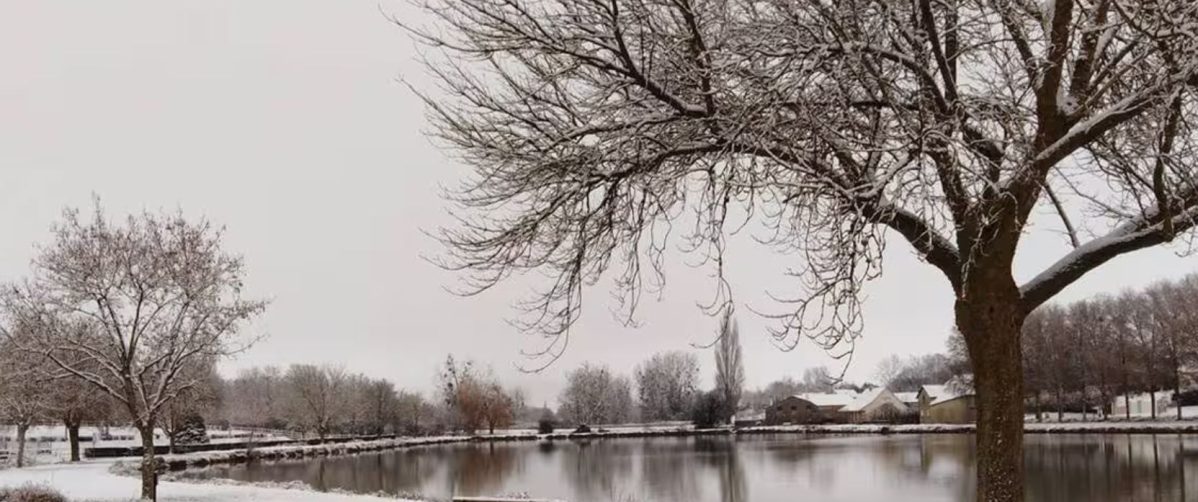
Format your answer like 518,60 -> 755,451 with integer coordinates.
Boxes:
0,459 -> 410,502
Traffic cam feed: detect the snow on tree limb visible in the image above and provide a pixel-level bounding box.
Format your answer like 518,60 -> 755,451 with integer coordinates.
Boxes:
406,0 -> 1198,356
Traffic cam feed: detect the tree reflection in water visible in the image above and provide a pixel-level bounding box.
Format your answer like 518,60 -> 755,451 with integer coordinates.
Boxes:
562,439 -> 636,500
188,433 -> 1198,501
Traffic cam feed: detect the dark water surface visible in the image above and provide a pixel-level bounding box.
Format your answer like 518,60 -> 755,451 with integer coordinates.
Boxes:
184,434 -> 1198,501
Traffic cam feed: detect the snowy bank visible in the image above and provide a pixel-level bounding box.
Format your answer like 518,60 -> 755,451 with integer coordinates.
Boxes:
0,459 -> 416,502
152,436 -> 473,472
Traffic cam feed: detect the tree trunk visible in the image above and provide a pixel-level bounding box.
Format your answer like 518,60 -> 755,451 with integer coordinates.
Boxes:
1034,392 -> 1042,422
15,423 -> 28,468
1176,367 -> 1183,421
957,282 -> 1026,502
66,421 -> 81,462
1056,386 -> 1064,422
138,425 -> 158,501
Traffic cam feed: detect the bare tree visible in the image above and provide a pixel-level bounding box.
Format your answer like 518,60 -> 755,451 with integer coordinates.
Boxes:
44,352 -> 112,462
874,355 -> 905,391
479,383 -> 516,434
558,363 -> 633,425
1145,278 -> 1198,420
285,364 -> 349,442
161,361 -> 221,453
409,1 -> 1198,498
393,391 -> 432,436
223,366 -> 284,441
2,204 -> 265,500
800,366 -> 836,393
636,352 -> 700,421
714,311 -> 745,422
0,337 -> 51,468
1020,309 -> 1053,421
361,379 -> 400,436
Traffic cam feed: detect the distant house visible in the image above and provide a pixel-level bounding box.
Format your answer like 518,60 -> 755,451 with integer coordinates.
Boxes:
1110,391 -> 1175,418
765,396 -> 823,425
841,388 -> 911,423
895,392 -> 920,409
798,390 -> 860,423
918,377 -> 976,424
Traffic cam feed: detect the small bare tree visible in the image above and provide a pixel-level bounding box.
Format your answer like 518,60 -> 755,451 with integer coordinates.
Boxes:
0,337 -> 51,468
46,356 -> 113,462
161,361 -> 221,453
2,204 -> 266,500
408,1 -> 1198,499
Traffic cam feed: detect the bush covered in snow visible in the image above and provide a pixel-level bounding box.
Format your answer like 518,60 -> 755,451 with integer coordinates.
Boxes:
0,484 -> 67,502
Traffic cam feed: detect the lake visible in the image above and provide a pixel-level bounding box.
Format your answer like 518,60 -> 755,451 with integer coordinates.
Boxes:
181,433 -> 1198,501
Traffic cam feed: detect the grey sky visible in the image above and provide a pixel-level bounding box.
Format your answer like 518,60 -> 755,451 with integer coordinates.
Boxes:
1,0 -> 1193,407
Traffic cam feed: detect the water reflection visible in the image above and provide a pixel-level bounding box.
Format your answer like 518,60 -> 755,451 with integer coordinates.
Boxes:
185,434 -> 1198,501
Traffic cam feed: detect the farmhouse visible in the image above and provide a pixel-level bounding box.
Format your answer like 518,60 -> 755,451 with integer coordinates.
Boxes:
764,396 -> 823,425
841,388 -> 911,423
918,377 -> 977,424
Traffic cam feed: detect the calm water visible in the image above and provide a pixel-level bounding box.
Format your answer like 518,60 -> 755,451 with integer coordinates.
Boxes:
184,434 -> 1198,501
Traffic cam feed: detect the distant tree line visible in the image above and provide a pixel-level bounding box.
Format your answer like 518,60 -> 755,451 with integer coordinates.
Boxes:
1021,274 -> 1198,421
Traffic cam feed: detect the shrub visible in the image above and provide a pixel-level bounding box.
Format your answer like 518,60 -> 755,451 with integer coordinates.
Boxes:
537,417 -> 556,434
0,484 -> 68,502
691,391 -> 727,429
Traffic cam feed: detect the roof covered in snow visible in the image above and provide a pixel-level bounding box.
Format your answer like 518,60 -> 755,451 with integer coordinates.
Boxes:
795,390 -> 859,408
841,388 -> 891,412
895,392 -> 919,403
920,376 -> 975,404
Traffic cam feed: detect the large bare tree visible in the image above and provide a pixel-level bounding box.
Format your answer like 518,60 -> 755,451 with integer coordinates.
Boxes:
408,1 -> 1198,500
2,205 -> 266,500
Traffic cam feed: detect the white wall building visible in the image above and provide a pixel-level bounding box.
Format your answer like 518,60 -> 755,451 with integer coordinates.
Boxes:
1110,391 -> 1175,418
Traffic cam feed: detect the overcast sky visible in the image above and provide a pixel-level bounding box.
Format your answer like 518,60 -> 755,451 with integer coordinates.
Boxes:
2,0 -> 1194,407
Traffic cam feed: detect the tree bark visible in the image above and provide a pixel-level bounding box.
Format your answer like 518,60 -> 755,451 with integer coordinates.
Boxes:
958,274 -> 1025,502
1056,386 -> 1064,422
138,425 -> 158,501
15,423 -> 28,468
1175,366 -> 1183,421
66,421 -> 81,462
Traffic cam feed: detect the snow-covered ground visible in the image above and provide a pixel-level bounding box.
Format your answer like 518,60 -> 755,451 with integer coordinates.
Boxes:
1025,405 -> 1198,422
0,426 -> 289,467
0,459 -> 415,501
